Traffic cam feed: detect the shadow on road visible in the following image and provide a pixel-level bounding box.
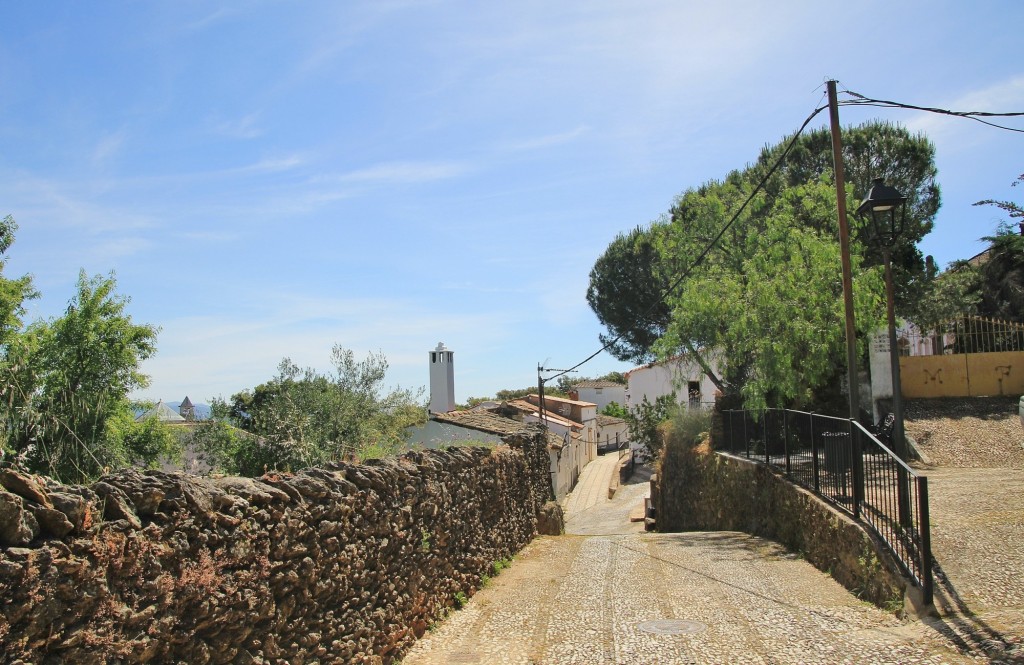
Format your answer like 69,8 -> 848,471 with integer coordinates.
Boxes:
924,560 -> 1022,662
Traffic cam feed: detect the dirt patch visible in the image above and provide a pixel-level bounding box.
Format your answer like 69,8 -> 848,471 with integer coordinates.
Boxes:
904,397 -> 1024,469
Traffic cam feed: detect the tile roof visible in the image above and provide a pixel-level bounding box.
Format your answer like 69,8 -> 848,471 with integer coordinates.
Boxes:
573,380 -> 625,389
504,400 -> 583,430
524,394 -> 597,408
596,414 -> 626,427
430,409 -> 564,450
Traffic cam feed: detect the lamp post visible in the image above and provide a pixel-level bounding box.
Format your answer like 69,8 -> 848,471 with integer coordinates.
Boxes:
857,177 -> 913,529
856,177 -> 908,460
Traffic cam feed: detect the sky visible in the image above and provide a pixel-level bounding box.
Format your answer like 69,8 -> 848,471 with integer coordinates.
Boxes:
1,1 -> 1022,406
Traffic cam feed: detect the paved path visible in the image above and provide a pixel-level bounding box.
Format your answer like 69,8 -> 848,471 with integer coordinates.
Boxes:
560,450 -> 623,518
920,466 -> 1024,662
403,457 -> 984,664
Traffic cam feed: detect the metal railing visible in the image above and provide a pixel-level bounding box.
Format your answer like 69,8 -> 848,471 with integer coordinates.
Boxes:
906,315 -> 1024,355
721,408 -> 933,605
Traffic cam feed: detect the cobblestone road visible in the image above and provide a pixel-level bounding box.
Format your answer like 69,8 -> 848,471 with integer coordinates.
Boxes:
403,457 -> 986,664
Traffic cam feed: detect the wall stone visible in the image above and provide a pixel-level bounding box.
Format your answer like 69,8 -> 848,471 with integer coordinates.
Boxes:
0,426 -> 551,664
653,438 -> 908,613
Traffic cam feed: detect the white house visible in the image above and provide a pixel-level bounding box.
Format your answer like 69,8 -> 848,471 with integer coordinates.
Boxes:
569,380 -> 626,413
523,394 -> 598,464
625,354 -> 721,412
596,414 -> 628,450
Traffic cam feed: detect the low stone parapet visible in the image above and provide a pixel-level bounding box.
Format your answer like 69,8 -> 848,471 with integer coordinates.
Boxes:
0,426 -> 552,663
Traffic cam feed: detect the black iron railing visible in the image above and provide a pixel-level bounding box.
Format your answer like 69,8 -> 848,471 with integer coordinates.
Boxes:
721,408 -> 933,605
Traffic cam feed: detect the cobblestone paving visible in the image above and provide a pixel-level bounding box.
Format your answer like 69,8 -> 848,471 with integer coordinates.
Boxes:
919,467 -> 1024,663
403,463 -> 987,664
904,400 -> 1024,663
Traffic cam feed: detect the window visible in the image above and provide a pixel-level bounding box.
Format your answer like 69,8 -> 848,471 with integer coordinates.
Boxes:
688,381 -> 701,408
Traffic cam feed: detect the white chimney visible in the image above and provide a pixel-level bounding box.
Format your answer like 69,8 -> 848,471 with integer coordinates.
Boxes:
429,342 -> 456,413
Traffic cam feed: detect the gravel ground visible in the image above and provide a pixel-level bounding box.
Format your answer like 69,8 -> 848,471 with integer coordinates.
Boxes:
904,397 -> 1024,469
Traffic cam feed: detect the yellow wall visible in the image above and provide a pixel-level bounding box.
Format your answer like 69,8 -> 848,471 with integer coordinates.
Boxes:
900,351 -> 1024,398
900,355 -> 968,398
965,352 -> 1023,396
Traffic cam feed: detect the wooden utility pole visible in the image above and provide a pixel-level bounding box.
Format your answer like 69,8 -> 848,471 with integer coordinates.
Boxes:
827,80 -> 860,421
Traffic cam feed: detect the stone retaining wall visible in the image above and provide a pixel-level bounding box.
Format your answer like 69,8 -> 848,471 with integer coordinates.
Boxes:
653,439 -> 907,612
0,427 -> 553,664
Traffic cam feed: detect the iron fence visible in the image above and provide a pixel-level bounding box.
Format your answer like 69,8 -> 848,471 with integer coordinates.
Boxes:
906,315 -> 1024,355
721,408 -> 933,605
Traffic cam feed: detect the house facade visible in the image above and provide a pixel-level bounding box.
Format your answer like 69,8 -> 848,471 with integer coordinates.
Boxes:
625,354 -> 720,412
569,380 -> 626,413
596,414 -> 628,450
523,394 -> 598,464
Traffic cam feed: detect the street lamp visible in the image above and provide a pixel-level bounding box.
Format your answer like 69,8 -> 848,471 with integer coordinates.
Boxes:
856,178 -> 908,461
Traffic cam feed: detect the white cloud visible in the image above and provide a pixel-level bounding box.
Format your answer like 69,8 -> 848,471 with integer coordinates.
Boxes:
135,291 -> 519,401
211,113 -> 264,140
329,160 -> 469,185
2,172 -> 156,233
497,126 -> 590,152
92,130 -> 128,166
904,76 -> 1024,145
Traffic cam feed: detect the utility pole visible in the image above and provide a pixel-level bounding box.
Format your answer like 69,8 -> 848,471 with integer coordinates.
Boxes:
828,79 -> 865,517
827,79 -> 860,421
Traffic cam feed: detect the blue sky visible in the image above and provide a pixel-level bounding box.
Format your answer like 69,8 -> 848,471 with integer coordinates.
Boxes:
1,1 -> 1021,405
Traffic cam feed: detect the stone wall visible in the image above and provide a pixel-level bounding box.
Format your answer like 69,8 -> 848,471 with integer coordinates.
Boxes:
0,427 -> 553,664
653,438 -> 908,612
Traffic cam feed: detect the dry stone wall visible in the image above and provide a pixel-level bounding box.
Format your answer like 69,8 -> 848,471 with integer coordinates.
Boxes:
653,439 -> 907,612
0,427 -> 553,664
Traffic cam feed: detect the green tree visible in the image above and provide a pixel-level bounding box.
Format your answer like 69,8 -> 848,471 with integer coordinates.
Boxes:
216,346 -> 425,474
972,174 -> 1024,321
623,393 -> 677,459
656,178 -> 887,411
1,271 -> 165,482
586,225 -> 671,364
588,121 -> 936,411
908,260 -> 980,348
0,215 -> 38,349
756,121 -> 940,311
589,121 -> 937,377
601,401 -> 628,418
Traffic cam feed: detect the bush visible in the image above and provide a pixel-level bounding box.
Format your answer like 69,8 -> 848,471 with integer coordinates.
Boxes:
670,407 -> 712,448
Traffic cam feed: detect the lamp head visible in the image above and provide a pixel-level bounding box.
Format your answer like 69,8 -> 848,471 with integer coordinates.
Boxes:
857,177 -> 907,247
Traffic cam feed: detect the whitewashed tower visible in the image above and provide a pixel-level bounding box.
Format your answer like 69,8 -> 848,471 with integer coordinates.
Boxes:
429,342 -> 456,413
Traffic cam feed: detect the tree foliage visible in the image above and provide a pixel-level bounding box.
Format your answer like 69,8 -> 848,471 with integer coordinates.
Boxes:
601,401 -> 628,418
586,226 -> 671,364
587,121 -> 936,411
622,393 -> 677,459
657,178 -> 887,410
971,174 -> 1024,321
0,216 -> 38,349
214,346 -> 425,474
0,267 -> 167,482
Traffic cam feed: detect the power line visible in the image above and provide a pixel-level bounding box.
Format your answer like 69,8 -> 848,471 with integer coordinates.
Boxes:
542,100 -> 831,386
839,89 -> 1024,133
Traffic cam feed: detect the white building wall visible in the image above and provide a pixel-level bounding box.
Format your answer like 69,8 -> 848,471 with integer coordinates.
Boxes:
428,342 -> 456,413
625,356 -> 719,412
575,385 -> 626,413
580,406 -> 598,462
597,420 -> 629,448
549,435 -> 583,501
